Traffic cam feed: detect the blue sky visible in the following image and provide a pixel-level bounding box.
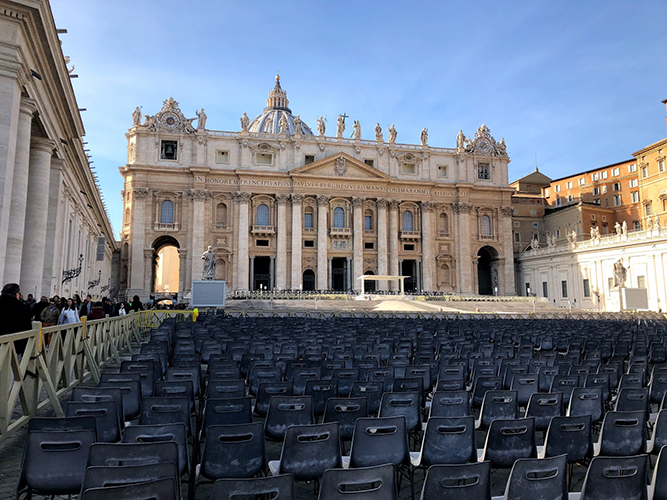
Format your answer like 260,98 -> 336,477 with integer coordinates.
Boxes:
50,0 -> 667,235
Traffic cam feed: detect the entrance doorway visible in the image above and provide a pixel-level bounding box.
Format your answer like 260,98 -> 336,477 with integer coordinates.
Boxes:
303,270 -> 315,291
153,236 -> 180,295
253,256 -> 271,290
477,246 -> 498,295
364,271 -> 376,293
331,258 -> 347,291
401,260 -> 417,292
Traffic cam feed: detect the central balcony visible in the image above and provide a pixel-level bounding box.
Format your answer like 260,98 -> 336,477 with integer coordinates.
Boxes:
330,227 -> 352,238
400,230 -> 421,241
252,225 -> 275,236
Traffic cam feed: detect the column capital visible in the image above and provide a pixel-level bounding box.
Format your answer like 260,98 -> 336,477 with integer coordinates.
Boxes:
143,249 -> 154,259
452,202 -> 472,213
190,188 -> 211,202
133,187 -> 150,199
376,198 -> 389,209
233,191 -> 251,203
291,193 -> 304,205
317,195 -> 330,207
30,137 -> 56,154
421,201 -> 436,212
276,193 -> 290,205
50,156 -> 64,171
351,197 -> 364,208
500,206 -> 514,216
389,199 -> 400,210
19,97 -> 37,117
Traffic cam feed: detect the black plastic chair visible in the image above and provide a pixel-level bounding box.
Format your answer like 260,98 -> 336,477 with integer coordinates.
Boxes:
196,422 -> 265,492
318,464 -> 397,500
202,397 -> 253,434
615,388 -> 650,418
17,429 -> 96,498
87,442 -> 180,470
122,423 -> 189,477
323,397 -> 368,442
206,379 -> 246,400
154,380 -> 196,415
211,474 -> 295,500
480,417 -> 536,468
577,454 -> 648,500
28,415 -> 97,436
139,396 -> 191,436
412,416 -> 476,467
71,387 -> 125,425
510,375 -> 539,408
472,376 -> 502,408
551,375 -> 580,407
80,463 -> 179,499
379,391 -> 421,435
419,461 -> 491,500
265,395 -> 314,441
526,392 -> 563,432
120,360 -> 157,398
569,387 -> 604,425
541,414 -> 593,464
429,390 -> 471,418
649,410 -> 667,454
249,366 -> 282,396
80,478 -> 177,499
306,379 -> 339,416
476,390 -> 517,430
99,372 -> 142,421
254,381 -> 292,417
503,454 -> 568,500
595,410 -> 646,456
65,401 -> 121,443
650,445 -> 667,500
350,381 -> 384,415
269,422 -> 341,484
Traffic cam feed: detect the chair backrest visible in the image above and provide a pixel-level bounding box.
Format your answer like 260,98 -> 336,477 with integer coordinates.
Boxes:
550,375 -> 579,406
65,401 -> 121,443
472,376 -> 502,408
615,388 -> 649,417
650,410 -> 667,454
71,387 -> 125,424
420,416 -> 476,466
568,386 -> 604,424
279,422 -> 342,481
154,380 -> 195,415
478,390 -> 517,429
579,455 -> 648,500
369,368 -> 395,392
350,381 -> 384,415
543,414 -> 593,464
585,373 -> 611,401
139,397 -> 191,436
599,410 -> 647,456
504,454 -> 568,500
20,429 -> 96,496
99,373 -> 142,420
206,379 -> 246,400
650,446 -> 667,500
510,375 -> 539,407
81,478 -> 177,500
323,397 -> 368,441
525,392 -> 563,432
318,464 -> 396,500
265,395 -> 314,441
379,391 -> 421,433
650,372 -> 667,405
305,379 -> 339,416
87,442 -> 180,469
349,416 -> 409,468
249,367 -> 282,396
538,367 -> 560,393
254,382 -> 292,417
203,397 -> 253,431
81,463 -> 179,498
419,461 -> 491,500
199,423 -> 265,480
211,474 -> 295,500
481,417 -> 536,468
430,391 -> 470,418
28,416 -> 97,436
122,423 -> 189,476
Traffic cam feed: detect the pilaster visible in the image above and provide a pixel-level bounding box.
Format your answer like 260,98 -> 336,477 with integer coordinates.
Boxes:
352,197 -> 364,291
421,201 -> 435,291
376,198 -> 388,290
317,195 -> 329,290
129,187 -> 150,292
275,194 -> 289,289
235,191 -> 251,290
291,194 -> 304,289
190,188 -> 210,281
388,200 -> 400,290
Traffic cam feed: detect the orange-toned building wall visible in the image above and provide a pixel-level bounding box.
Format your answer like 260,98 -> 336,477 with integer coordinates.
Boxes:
634,138 -> 667,228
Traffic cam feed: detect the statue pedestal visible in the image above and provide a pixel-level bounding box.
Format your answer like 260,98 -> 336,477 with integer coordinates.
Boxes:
191,280 -> 226,308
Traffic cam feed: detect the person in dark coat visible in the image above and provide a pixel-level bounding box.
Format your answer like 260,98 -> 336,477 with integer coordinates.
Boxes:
129,295 -> 143,312
0,283 -> 33,355
32,296 -> 49,322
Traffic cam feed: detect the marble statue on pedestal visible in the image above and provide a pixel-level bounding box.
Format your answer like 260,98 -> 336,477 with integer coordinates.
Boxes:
374,123 -> 383,142
613,259 -> 627,288
240,112 -> 250,131
420,127 -> 428,146
196,108 -> 207,131
317,116 -> 326,136
352,120 -> 361,140
202,246 -> 217,280
132,107 -> 142,126
388,124 -> 397,144
336,115 -> 345,138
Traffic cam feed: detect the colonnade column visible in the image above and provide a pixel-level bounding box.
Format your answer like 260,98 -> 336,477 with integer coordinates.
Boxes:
352,197 -> 363,292
190,188 -> 210,282
235,192 -> 251,290
500,206 -> 516,295
389,200 -> 400,291
291,194 -> 304,289
317,195 -> 329,290
42,157 -> 63,295
275,194 -> 289,289
20,137 -> 56,296
129,187 -> 150,294
144,250 -> 154,293
421,201 -> 434,291
376,199 -> 388,291
454,202 -> 473,293
3,98 -> 36,283
178,250 -> 187,294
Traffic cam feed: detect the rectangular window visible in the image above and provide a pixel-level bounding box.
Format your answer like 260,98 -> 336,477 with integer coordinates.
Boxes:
591,214 -> 596,221
601,171 -> 607,179
364,159 -> 374,167
612,168 -> 620,176
613,182 -> 621,191
402,163 -> 416,174
561,280 -> 568,298
566,181 -> 573,189
555,198 -> 562,207
514,232 -> 520,242
583,279 -> 591,298
646,203 -> 653,216
579,178 -> 585,186
629,164 -> 637,173
216,150 -> 229,163
555,184 -> 561,192
364,241 -> 374,250
542,282 -> 548,298
567,195 -> 574,202
437,165 -> 448,178
513,221 -> 520,227
303,240 -> 315,248
602,185 -> 607,194
256,153 -> 273,165
160,140 -> 178,160
602,216 -> 607,222
608,277 -> 614,291
403,243 -> 415,251
637,276 -> 646,288
593,187 -> 600,195
631,191 -> 639,203
256,239 -> 269,247
304,213 -> 313,228
364,216 -> 372,230
629,179 -> 638,188
613,194 -> 622,206
477,163 -> 490,180
592,173 -> 599,181
544,188 -> 550,197
642,166 -> 649,178
304,155 -> 315,165
633,220 -> 641,231
660,160 -> 665,173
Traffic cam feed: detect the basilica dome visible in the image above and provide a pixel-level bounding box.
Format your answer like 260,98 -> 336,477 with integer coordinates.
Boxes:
247,76 -> 314,136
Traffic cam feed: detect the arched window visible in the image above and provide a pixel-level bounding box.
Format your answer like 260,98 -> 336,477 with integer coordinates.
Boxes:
439,213 -> 449,235
304,207 -> 314,229
402,210 -> 413,231
480,214 -> 491,236
216,203 -> 228,227
333,207 -> 345,228
364,209 -> 373,230
160,200 -> 174,224
256,204 -> 269,226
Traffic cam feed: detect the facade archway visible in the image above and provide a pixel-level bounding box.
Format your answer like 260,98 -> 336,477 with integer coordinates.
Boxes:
364,271 -> 376,293
152,235 -> 180,295
303,269 -> 315,291
477,245 -> 499,295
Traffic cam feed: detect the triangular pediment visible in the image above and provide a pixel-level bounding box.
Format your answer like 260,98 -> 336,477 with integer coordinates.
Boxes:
290,152 -> 391,180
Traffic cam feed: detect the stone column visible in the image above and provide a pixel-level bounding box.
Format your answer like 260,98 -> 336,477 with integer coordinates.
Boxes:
20,138 -> 56,296
455,202 -> 473,293
190,188 -> 210,281
42,157 -> 63,295
291,194 -> 304,289
327,257 -> 332,290
376,199 -> 389,290
352,197 -> 364,291
129,187 -> 150,295
275,194 -> 289,289
235,192 -> 251,290
144,249 -> 154,292
317,195 -> 329,290
3,98 -> 36,283
346,257 -> 352,291
249,257 -> 255,290
420,201 -> 435,291
500,206 -> 516,295
178,249 -> 187,294
270,257 -> 275,290
389,200 -> 400,291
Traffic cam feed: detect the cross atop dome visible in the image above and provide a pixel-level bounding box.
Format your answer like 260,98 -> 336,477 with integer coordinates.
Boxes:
266,74 -> 291,113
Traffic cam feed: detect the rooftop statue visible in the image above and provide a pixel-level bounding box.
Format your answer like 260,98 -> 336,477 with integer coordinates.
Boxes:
388,124 -> 397,144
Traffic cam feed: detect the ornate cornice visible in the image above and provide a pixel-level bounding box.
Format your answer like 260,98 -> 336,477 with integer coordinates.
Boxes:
389,200 -> 401,209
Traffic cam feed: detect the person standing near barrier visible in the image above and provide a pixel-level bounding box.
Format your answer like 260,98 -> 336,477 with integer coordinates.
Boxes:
57,298 -> 79,325
0,283 -> 32,355
129,295 -> 143,312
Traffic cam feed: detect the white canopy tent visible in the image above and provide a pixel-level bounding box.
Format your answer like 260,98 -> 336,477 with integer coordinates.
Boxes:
356,275 -> 408,299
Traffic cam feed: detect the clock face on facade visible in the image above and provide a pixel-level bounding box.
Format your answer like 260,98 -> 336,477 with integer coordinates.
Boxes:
477,139 -> 491,154
161,113 -> 179,129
